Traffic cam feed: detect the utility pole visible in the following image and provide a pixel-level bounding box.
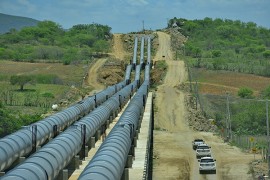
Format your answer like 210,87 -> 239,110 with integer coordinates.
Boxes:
226,92 -> 231,141
188,67 -> 192,92
266,99 -> 270,177
183,45 -> 185,58
195,81 -> 198,110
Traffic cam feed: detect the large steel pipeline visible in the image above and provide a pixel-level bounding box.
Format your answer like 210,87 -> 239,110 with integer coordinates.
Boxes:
0,63 -> 133,172
78,72 -> 150,180
0,79 -> 139,180
140,36 -> 145,64
78,37 -> 152,180
124,64 -> 132,82
132,36 -> 138,66
144,62 -> 150,82
135,64 -> 141,82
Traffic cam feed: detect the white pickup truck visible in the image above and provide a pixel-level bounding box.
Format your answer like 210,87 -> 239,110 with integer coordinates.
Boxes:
198,157 -> 216,174
196,143 -> 211,159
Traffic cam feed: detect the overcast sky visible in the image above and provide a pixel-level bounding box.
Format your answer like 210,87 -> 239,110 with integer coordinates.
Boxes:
0,0 -> 269,33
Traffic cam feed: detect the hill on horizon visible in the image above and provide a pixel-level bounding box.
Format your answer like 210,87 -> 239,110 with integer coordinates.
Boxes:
0,13 -> 39,34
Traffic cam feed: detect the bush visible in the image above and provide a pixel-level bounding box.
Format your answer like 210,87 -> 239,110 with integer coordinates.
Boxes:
42,92 -> 55,99
155,60 -> 167,70
238,87 -> 254,98
63,59 -> 71,65
263,50 -> 270,58
212,50 -> 222,57
262,85 -> 270,99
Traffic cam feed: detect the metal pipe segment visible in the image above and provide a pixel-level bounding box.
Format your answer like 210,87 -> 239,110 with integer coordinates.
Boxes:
124,59 -> 133,81
0,79 -> 127,172
147,36 -> 151,64
140,36 -> 145,64
124,64 -> 132,81
0,79 -> 139,180
132,36 -> 138,66
144,64 -> 150,82
135,65 -> 141,81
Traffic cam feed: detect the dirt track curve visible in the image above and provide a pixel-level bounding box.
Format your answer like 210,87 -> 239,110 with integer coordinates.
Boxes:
153,31 -> 256,180
86,58 -> 106,93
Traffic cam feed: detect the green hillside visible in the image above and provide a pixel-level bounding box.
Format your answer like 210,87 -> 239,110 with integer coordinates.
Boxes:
0,21 -> 112,63
0,13 -> 39,34
169,17 -> 270,77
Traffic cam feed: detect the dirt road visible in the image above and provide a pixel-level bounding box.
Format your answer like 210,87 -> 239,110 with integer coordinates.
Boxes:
153,32 -> 256,180
153,32 -> 173,62
86,58 -> 106,94
112,33 -> 127,60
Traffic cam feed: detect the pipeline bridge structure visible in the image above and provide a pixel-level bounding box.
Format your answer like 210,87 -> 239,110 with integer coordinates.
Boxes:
0,35 -> 154,180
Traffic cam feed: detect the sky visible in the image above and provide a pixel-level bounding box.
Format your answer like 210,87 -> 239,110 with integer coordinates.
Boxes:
0,0 -> 270,33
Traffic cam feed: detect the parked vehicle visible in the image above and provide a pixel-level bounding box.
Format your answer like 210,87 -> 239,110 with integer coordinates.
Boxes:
258,174 -> 267,180
198,156 -> 216,174
196,143 -> 211,159
192,139 -> 205,150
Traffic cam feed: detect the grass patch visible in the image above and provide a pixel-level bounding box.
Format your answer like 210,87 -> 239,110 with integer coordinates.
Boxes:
0,74 -> 9,81
0,60 -> 88,85
5,106 -> 48,117
0,82 -> 70,99
27,84 -> 70,98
